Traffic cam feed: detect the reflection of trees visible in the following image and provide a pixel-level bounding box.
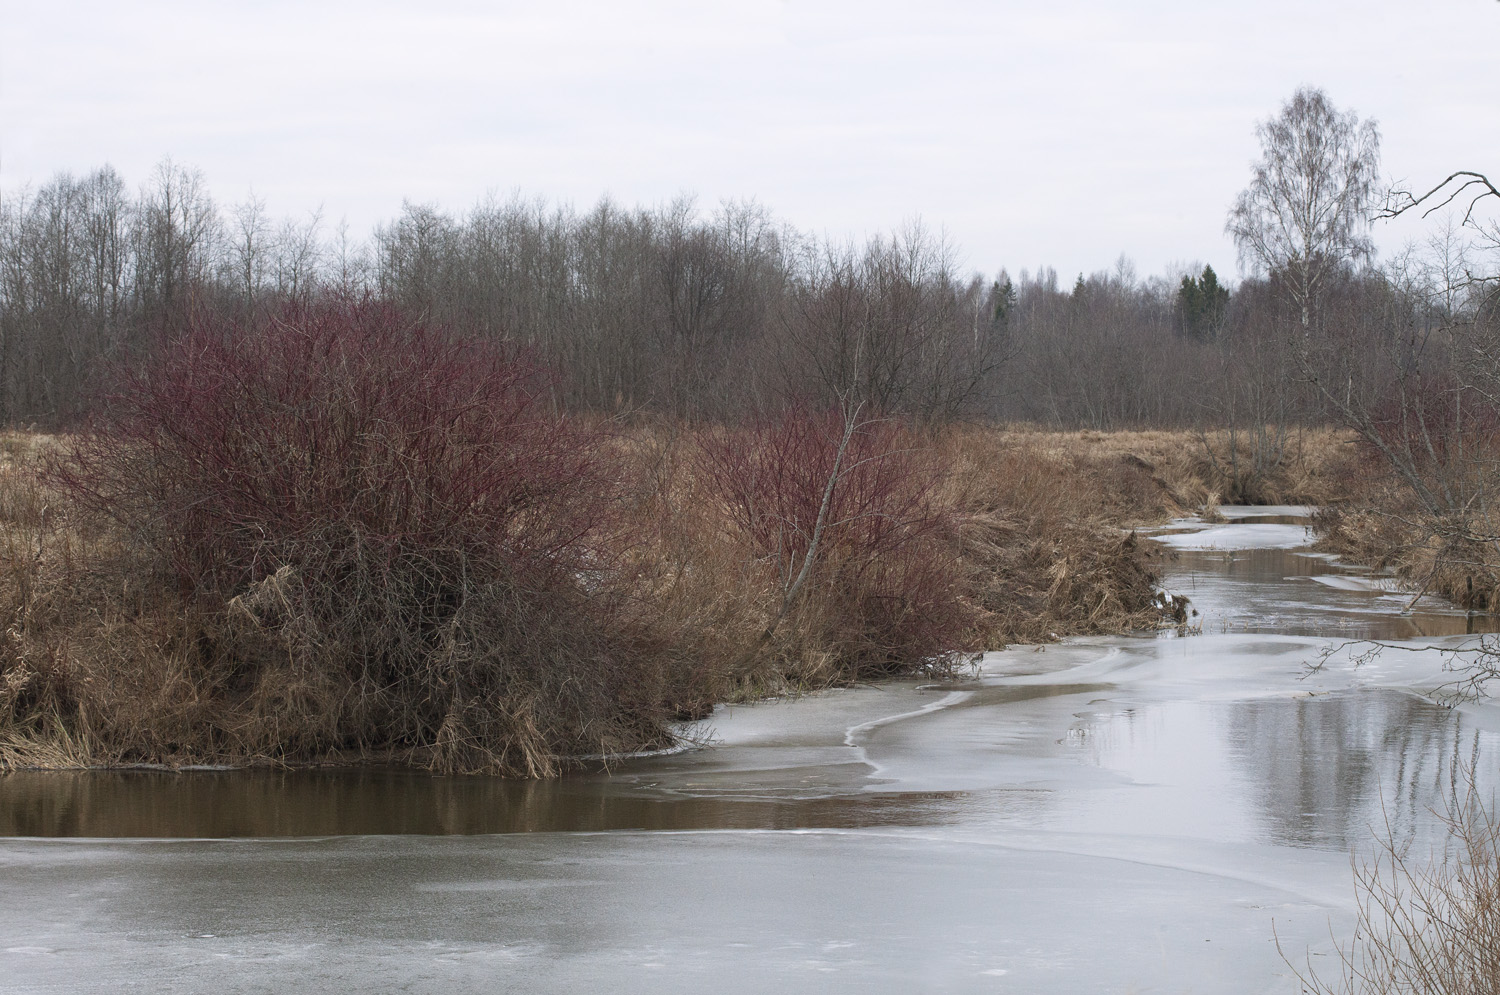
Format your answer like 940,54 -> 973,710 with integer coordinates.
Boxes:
1164,549 -> 1500,640
1226,690 -> 1495,849
0,770 -> 566,836
0,769 -> 965,837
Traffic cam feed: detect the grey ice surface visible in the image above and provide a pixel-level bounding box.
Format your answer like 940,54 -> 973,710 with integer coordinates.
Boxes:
1,830 -> 1347,995
1152,522 -> 1314,550
4,508 -> 1499,993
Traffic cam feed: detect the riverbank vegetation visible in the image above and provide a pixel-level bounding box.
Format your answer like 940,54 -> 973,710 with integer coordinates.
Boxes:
2,86 -> 1496,776
1285,769 -> 1500,995
0,296 -> 1352,773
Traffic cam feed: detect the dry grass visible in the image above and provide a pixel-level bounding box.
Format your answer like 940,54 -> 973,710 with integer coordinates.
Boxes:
949,424 -> 1358,515
3,422 -> 1339,775
1318,508 -> 1500,613
1311,443 -> 1500,614
614,419 -> 958,708
1285,771 -> 1500,994
618,421 -> 1215,707
932,426 -> 1205,644
1,433 -> 250,770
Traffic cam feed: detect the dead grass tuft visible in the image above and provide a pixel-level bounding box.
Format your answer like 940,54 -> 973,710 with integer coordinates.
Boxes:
1286,768 -> 1500,995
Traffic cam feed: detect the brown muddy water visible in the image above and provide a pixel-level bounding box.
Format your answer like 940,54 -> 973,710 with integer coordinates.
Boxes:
3,506 -> 1500,994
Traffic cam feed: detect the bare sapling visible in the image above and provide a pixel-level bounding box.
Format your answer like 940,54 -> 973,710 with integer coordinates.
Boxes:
696,400 -> 969,681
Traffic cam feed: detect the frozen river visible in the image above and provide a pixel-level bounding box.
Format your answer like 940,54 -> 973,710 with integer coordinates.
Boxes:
3,507 -> 1499,993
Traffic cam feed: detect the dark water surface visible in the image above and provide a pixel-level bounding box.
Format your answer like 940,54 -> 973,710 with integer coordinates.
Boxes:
0,767 -> 970,837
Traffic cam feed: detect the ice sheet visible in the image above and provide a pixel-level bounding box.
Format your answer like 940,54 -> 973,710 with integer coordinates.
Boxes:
1153,522 -> 1314,550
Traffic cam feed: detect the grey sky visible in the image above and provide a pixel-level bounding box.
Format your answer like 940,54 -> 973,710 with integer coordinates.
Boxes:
4,0 -> 1497,283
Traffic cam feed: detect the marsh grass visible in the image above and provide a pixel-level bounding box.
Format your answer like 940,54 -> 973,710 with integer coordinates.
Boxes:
12,302 -> 673,776
1312,446 -> 1500,616
1285,771 -> 1500,995
3,401 -> 1284,774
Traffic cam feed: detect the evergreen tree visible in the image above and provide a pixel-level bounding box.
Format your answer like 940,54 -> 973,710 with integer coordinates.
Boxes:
1175,264 -> 1229,340
991,274 -> 1016,326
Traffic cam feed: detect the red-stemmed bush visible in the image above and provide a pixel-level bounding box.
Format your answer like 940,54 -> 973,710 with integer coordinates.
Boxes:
696,405 -> 970,679
46,298 -> 660,774
1362,372 -> 1500,472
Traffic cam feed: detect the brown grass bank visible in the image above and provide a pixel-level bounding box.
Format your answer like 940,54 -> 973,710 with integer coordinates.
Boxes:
0,417 -> 1359,777
3,401 -> 1364,777
1311,440 -> 1500,616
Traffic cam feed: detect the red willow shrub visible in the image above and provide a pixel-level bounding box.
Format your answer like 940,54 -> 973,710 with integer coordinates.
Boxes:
46,299 -> 660,774
696,405 -> 971,679
1362,372 -> 1500,472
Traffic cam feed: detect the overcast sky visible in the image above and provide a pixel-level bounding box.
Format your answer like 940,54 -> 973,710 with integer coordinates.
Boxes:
3,0 -> 1497,283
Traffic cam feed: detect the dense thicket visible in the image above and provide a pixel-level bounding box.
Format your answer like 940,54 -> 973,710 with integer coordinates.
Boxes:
34,300 -> 665,774
6,159 -> 1482,433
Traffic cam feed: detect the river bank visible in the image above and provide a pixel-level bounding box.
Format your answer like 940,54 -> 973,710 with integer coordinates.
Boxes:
1,424 -> 1355,776
2,504 -> 1496,994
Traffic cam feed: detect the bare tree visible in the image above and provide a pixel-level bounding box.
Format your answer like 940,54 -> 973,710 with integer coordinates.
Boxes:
1385,170 -> 1500,232
229,194 -> 271,307
1383,170 -> 1500,336
374,201 -> 456,317
134,158 -> 221,331
272,208 -> 324,301
78,167 -> 131,357
328,217 -> 371,297
0,153 -> 1418,434
1228,87 -> 1381,333
781,221 -> 1003,420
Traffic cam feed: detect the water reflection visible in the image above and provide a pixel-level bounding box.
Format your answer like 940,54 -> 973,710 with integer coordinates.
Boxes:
1164,547 -> 1500,640
1228,691 -> 1494,849
0,768 -> 967,838
1068,689 -> 1495,851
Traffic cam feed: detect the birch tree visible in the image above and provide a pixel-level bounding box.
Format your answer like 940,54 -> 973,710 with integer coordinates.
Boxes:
1227,87 -> 1381,334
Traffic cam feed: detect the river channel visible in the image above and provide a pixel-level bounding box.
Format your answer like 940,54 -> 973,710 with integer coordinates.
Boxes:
3,507 -> 1499,993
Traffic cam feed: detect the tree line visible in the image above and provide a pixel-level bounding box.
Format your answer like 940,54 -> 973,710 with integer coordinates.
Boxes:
1,134 -> 1493,433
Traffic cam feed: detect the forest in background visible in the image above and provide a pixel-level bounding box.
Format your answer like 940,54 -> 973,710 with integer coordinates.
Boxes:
0,155 -> 1484,437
